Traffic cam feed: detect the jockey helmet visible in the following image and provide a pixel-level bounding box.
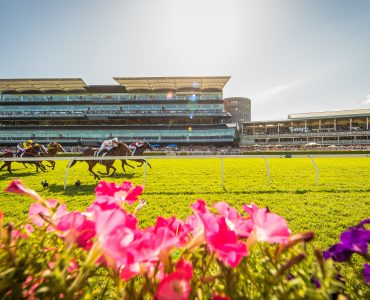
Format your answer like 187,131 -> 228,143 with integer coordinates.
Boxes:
112,138 -> 119,143
27,140 -> 33,144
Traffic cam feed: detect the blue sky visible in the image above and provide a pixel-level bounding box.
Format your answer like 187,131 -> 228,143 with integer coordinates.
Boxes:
1,0 -> 369,120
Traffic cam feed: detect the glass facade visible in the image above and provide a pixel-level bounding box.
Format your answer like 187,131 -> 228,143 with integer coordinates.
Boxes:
0,79 -> 236,146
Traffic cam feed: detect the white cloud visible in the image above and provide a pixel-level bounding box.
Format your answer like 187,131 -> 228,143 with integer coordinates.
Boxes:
360,95 -> 370,104
252,82 -> 296,101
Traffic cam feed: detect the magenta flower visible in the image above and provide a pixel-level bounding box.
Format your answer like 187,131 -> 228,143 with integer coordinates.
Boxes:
154,216 -> 192,245
95,180 -> 143,205
213,202 -> 253,238
154,260 -> 193,300
205,217 -> 248,267
5,179 -> 42,202
93,205 -> 138,268
57,211 -> 96,250
243,203 -> 291,245
192,200 -> 248,267
127,219 -> 183,265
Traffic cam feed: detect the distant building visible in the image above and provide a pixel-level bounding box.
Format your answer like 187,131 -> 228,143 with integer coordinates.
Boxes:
241,108 -> 370,146
224,97 -> 251,123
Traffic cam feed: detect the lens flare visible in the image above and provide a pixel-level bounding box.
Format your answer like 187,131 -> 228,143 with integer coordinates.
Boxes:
166,92 -> 173,100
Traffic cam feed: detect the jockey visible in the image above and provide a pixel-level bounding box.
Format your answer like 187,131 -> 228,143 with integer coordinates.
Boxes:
33,143 -> 48,155
97,137 -> 119,156
128,140 -> 145,155
16,140 -> 33,157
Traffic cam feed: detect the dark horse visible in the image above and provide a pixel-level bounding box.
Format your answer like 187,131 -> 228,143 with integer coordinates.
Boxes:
70,142 -> 131,179
35,142 -> 66,171
0,147 -> 46,174
122,141 -> 153,171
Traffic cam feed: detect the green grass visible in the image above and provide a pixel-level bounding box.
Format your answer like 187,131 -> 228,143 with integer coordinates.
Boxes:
0,157 -> 369,251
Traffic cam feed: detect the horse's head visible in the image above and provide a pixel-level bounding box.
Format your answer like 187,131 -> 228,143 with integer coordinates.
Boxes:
49,142 -> 65,153
144,142 -> 153,151
56,143 -> 65,152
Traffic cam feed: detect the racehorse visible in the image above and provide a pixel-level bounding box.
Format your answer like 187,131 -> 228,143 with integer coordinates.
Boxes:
122,141 -> 153,171
0,147 -> 46,174
37,142 -> 66,171
70,142 -> 131,179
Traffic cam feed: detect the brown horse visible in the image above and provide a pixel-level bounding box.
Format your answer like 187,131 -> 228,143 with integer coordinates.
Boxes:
38,142 -> 66,171
70,142 -> 131,179
0,147 -> 46,174
122,141 -> 152,171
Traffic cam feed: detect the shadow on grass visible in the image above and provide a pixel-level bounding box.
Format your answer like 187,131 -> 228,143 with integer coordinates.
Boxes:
0,171 -> 42,179
43,173 -> 139,194
144,188 -> 370,196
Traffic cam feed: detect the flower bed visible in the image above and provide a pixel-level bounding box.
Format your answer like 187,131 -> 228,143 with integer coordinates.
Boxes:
0,179 -> 368,299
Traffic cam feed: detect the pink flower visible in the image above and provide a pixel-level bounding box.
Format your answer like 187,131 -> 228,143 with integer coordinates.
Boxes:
213,202 -> 253,238
29,201 -> 67,228
243,203 -> 291,245
57,212 -> 96,250
192,200 -> 248,267
95,181 -> 143,205
93,206 -> 138,268
128,223 -> 180,265
155,216 -> 192,245
67,260 -> 79,273
119,263 -> 141,281
205,217 -> 248,267
5,179 -> 42,202
155,260 -> 193,300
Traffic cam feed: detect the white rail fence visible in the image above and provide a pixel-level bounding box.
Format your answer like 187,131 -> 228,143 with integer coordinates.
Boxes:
1,154 -> 369,190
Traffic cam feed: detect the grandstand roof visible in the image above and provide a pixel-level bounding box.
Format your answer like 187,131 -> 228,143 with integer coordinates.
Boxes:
0,78 -> 87,93
113,76 -> 230,92
288,108 -> 370,119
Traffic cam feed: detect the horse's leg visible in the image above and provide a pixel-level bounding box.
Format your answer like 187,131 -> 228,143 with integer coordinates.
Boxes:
136,159 -> 144,167
88,164 -> 100,180
34,162 -> 45,173
108,165 -> 116,177
0,163 -> 7,172
49,161 -> 55,170
38,163 -> 46,172
146,160 -> 152,169
23,162 -> 29,169
121,160 -> 134,172
6,163 -> 13,174
98,164 -> 111,176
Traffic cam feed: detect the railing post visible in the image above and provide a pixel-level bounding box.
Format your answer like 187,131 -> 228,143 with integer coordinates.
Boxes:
64,159 -> 75,190
220,158 -> 225,189
263,155 -> 271,186
309,155 -> 319,187
143,159 -> 147,187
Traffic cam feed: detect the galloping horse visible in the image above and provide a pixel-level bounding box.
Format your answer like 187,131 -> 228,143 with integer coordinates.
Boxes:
0,147 -> 46,174
70,142 -> 131,179
39,142 -> 65,170
122,141 -> 152,171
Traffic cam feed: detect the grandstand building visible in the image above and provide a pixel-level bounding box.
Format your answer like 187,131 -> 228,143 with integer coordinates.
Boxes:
0,77 -> 237,147
224,97 -> 251,123
241,108 -> 370,146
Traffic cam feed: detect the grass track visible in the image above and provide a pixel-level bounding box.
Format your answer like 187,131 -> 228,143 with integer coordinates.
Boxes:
0,157 -> 369,251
